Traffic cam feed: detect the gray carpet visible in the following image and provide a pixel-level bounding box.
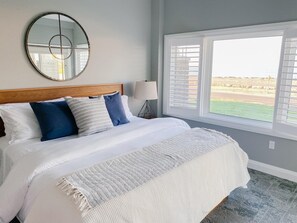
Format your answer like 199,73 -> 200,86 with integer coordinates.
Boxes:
10,169 -> 297,223
202,169 -> 297,223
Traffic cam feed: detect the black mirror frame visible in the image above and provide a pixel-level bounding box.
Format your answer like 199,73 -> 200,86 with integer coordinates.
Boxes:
24,12 -> 91,81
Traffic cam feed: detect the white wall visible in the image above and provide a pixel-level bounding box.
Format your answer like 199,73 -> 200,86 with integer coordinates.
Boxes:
0,0 -> 152,114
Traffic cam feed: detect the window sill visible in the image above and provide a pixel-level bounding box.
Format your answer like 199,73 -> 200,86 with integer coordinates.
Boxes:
163,112 -> 297,141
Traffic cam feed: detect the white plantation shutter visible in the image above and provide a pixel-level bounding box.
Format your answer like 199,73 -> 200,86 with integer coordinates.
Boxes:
29,46 -> 72,80
163,37 -> 202,119
275,29 -> 297,135
75,44 -> 89,73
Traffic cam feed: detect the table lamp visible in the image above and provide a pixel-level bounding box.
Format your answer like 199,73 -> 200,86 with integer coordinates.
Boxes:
134,81 -> 158,118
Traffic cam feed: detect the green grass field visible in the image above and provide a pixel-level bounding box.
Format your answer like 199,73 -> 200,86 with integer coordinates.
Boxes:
210,100 -> 274,122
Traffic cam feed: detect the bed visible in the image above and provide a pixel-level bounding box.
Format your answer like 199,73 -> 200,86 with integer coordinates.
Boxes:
0,84 -> 250,223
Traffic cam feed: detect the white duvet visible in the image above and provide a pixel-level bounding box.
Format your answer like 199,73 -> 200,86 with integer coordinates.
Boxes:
0,117 -> 250,223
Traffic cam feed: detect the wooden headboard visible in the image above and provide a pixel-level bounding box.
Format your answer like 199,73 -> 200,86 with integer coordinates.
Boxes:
0,83 -> 124,136
0,83 -> 123,104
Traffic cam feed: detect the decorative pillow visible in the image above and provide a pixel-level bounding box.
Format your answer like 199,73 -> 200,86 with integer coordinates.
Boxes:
89,93 -> 133,120
0,117 -> 5,137
30,101 -> 78,141
0,98 -> 65,144
66,97 -> 113,136
0,103 -> 41,144
104,92 -> 129,126
121,95 -> 133,120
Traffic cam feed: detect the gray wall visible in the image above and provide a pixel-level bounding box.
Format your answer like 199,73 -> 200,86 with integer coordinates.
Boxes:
158,0 -> 297,172
164,0 -> 297,34
0,0 -> 152,114
151,0 -> 164,116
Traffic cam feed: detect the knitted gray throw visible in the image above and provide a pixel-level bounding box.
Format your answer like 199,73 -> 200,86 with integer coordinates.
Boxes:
57,128 -> 234,216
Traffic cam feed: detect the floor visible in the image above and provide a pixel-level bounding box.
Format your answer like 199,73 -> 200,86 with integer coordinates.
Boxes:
10,169 -> 297,223
202,169 -> 297,223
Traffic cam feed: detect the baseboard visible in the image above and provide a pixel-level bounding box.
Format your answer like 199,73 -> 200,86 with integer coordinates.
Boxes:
248,160 -> 297,183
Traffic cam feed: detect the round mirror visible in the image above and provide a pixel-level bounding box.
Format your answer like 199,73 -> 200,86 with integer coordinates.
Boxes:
25,12 -> 90,81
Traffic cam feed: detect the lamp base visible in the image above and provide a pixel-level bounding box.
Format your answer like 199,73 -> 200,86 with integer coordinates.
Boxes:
138,100 -> 155,119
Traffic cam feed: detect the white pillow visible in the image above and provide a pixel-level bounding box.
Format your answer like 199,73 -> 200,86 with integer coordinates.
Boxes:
121,95 -> 133,119
66,97 -> 113,136
0,103 -> 41,144
0,98 -> 65,144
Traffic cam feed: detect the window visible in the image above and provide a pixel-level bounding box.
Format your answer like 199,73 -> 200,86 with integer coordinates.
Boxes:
209,36 -> 282,122
163,22 -> 297,140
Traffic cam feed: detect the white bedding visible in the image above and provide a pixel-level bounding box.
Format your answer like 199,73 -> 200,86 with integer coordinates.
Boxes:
0,137 -> 9,184
0,117 -> 192,223
0,117 -> 249,223
0,135 -> 78,185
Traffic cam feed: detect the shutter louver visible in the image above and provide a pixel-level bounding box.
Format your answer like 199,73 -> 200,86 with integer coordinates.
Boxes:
275,29 -> 297,135
75,44 -> 89,72
163,37 -> 201,119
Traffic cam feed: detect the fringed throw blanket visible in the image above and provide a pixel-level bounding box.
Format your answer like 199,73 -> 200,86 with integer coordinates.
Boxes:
57,128 -> 236,217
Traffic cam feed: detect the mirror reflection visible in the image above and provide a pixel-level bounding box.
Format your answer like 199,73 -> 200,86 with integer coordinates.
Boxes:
25,13 -> 90,81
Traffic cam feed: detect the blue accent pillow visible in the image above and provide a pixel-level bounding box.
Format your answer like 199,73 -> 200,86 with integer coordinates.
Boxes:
0,117 -> 5,137
30,101 -> 78,141
104,92 -> 129,126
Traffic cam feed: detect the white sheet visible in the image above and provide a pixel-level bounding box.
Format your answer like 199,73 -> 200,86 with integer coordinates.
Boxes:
0,117 -> 146,184
0,117 -> 191,223
0,137 -> 9,184
0,138 -> 9,149
0,133 -> 77,186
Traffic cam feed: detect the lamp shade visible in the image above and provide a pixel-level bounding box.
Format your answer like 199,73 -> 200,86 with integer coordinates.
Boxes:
134,81 -> 158,100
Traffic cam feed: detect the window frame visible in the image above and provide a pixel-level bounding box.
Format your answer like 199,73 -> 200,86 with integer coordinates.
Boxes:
163,21 -> 297,141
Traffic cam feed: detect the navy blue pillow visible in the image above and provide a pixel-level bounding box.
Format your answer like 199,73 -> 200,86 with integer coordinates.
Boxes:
104,92 -> 129,126
30,101 -> 78,141
0,117 -> 5,137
